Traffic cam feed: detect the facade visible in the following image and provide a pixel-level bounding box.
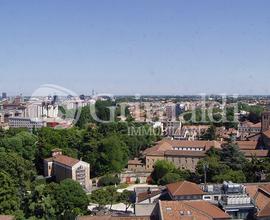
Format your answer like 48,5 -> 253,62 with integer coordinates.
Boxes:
142,139 -> 270,172
127,159 -> 145,172
261,112 -> 270,132
203,182 -> 255,220
8,117 -> 46,129
1,92 -> 7,99
238,121 -> 261,140
119,170 -> 151,184
44,149 -> 91,191
144,139 -> 220,172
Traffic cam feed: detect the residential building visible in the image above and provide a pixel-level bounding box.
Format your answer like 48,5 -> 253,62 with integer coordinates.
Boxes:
238,121 -> 262,140
203,181 -> 255,219
245,183 -> 270,220
166,181 -> 205,201
44,149 -> 91,191
8,117 -> 46,130
134,187 -> 161,217
158,200 -> 231,220
127,158 -> 145,172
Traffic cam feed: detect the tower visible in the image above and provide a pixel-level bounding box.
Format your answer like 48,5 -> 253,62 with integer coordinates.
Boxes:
261,112 -> 270,132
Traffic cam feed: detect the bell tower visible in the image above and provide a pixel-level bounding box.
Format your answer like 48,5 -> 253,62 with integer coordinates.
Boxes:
261,112 -> 270,132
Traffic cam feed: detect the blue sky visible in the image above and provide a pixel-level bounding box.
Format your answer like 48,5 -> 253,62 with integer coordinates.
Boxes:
0,0 -> 270,95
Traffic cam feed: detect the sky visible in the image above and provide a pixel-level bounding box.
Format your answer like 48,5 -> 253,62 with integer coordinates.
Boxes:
0,0 -> 270,96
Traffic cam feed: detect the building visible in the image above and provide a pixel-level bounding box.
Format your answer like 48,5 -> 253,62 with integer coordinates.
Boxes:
158,200 -> 231,220
44,149 -> 91,191
119,170 -> 151,184
245,183 -> 270,220
1,92 -> 7,99
166,181 -> 205,201
134,187 -> 161,217
141,139 -> 270,172
203,181 -> 255,219
238,121 -> 261,140
261,112 -> 270,132
127,158 -> 145,172
8,117 -> 46,130
143,139 -> 221,172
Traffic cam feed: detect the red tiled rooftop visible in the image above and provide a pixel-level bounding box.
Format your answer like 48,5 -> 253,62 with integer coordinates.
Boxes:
52,154 -> 80,167
166,181 -> 205,197
242,150 -> 269,158
159,200 -> 231,220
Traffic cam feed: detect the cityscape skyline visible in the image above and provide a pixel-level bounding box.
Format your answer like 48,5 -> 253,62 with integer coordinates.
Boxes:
0,0 -> 270,95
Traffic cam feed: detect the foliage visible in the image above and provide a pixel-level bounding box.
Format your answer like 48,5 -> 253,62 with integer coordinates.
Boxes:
213,170 -> 246,183
220,142 -> 247,170
151,160 -> 176,184
0,171 -> 21,215
53,179 -> 89,215
98,175 -> 120,187
118,190 -> 134,212
158,173 -> 183,185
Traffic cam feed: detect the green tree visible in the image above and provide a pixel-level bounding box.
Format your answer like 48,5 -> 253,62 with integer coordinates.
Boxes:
213,170 -> 246,183
0,171 -> 21,215
151,160 -> 176,184
118,190 -> 133,212
158,173 -> 183,185
97,135 -> 129,174
28,184 -> 57,219
220,142 -> 247,170
54,179 -> 88,216
89,188 -> 111,210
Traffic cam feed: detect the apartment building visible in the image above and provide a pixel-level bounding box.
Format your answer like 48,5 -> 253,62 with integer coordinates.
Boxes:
8,117 -> 46,130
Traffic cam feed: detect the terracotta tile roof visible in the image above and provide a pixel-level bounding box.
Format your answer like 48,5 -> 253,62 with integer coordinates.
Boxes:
78,216 -> 152,220
244,183 -> 270,218
144,139 -> 221,156
77,216 -> 111,220
245,184 -> 258,199
241,150 -> 269,158
164,150 -> 206,157
0,216 -> 15,220
137,190 -> 161,203
166,181 -> 205,197
128,159 -> 144,165
263,129 -> 270,138
52,154 -> 80,167
143,140 -> 172,156
257,201 -> 270,217
236,141 -> 258,150
259,184 -> 270,195
159,200 -> 231,220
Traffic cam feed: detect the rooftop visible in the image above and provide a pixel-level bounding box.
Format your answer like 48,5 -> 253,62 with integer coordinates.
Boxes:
159,200 -> 231,220
166,181 -> 205,197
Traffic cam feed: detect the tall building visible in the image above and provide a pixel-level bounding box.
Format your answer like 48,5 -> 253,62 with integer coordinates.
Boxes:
261,112 -> 270,132
2,92 -> 7,99
44,149 -> 91,191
